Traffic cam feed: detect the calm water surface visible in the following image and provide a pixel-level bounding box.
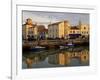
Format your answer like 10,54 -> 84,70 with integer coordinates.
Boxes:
22,46 -> 89,69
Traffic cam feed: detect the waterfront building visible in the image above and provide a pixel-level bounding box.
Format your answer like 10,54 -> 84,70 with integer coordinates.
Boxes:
68,26 -> 81,39
48,21 -> 70,39
80,24 -> 89,38
67,21 -> 89,39
48,20 -> 89,39
23,18 -> 89,40
22,18 -> 38,40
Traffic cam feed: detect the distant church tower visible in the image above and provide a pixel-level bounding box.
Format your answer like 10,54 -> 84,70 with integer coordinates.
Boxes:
78,20 -> 82,28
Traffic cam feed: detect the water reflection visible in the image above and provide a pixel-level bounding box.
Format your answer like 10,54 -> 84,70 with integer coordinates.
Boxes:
48,49 -> 89,66
22,46 -> 89,69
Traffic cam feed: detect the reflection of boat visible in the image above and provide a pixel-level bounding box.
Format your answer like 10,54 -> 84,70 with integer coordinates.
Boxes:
60,46 -> 68,49
30,46 -> 45,51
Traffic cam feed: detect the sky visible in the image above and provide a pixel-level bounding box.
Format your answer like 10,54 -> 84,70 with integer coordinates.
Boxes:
22,10 -> 89,28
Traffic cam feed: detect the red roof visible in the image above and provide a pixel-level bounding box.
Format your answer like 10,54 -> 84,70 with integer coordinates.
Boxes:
37,25 -> 48,32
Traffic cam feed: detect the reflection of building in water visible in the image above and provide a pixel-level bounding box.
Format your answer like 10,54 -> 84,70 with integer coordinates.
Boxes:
25,57 -> 40,68
48,49 -> 89,65
80,50 -> 89,63
58,52 -> 71,65
24,49 -> 89,68
25,58 -> 33,68
32,56 -> 39,64
48,54 -> 58,64
70,52 -> 80,58
25,55 -> 46,68
48,52 -> 71,65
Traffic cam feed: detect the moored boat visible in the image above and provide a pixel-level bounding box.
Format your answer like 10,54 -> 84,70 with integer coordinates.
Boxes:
65,42 -> 75,47
30,46 -> 46,51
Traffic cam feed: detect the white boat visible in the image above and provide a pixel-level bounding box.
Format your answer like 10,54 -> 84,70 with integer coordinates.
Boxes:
30,46 -> 45,51
35,46 -> 45,49
67,42 -> 74,46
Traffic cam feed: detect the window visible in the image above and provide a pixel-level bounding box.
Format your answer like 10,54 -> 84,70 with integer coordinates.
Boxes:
84,56 -> 86,59
73,31 -> 75,33
70,31 -> 72,33
84,27 -> 86,29
86,32 -> 87,34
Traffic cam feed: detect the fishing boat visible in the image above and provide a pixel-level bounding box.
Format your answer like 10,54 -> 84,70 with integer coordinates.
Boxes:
67,42 -> 74,46
30,46 -> 46,51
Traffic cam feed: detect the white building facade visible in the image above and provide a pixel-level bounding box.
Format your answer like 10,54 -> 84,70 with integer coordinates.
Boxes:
48,21 -> 70,39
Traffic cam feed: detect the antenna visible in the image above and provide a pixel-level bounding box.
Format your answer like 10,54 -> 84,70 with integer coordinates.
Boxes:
78,19 -> 82,28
